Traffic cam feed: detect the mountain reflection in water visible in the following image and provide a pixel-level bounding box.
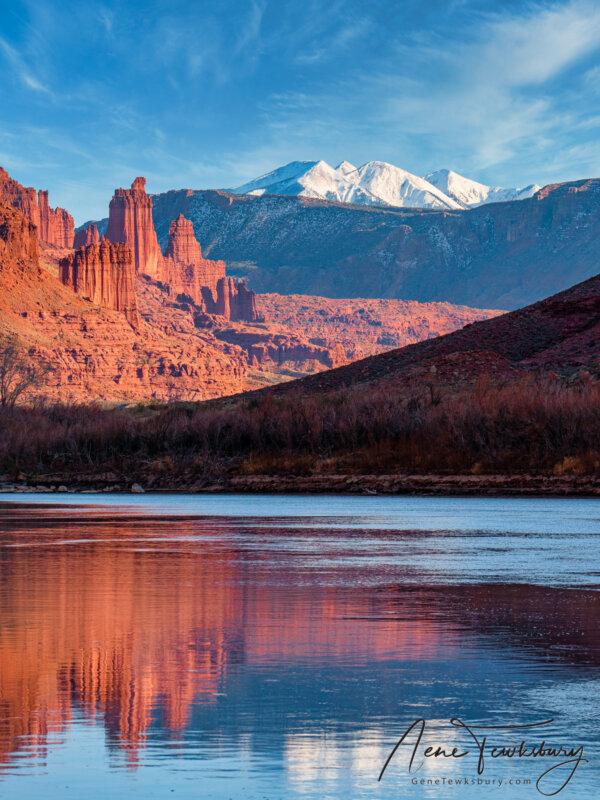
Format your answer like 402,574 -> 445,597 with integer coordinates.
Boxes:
0,497 -> 598,799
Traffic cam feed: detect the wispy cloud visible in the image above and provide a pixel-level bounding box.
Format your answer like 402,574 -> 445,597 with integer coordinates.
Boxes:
0,35 -> 53,96
3,0 -> 600,221
239,0 -> 600,185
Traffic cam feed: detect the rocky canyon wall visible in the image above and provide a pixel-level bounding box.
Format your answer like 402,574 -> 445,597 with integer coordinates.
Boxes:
59,239 -> 140,328
0,167 -> 74,248
0,201 -> 40,276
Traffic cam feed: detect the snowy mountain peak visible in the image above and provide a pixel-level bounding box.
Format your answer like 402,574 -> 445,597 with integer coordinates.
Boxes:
233,160 -> 539,211
426,168 -> 541,207
234,161 -> 319,196
233,159 -> 382,206
335,160 -> 357,175
352,161 -> 463,210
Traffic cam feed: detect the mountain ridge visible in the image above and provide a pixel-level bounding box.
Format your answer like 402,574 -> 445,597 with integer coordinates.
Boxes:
232,159 -> 539,210
135,177 -> 600,310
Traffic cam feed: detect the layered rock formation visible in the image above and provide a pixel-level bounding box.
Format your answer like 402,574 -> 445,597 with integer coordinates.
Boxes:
59,239 -> 140,328
0,167 -> 74,248
163,213 -> 225,302
37,190 -> 74,247
74,222 -> 100,249
0,201 -> 39,276
1,165 -> 500,403
103,179 -> 257,322
106,177 -> 164,279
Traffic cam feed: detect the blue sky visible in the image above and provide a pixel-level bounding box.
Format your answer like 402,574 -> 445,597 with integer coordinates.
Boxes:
2,0 -> 600,222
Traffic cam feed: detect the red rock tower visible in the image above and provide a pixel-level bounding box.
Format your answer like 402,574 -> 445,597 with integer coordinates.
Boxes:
106,177 -> 164,279
163,213 -> 226,302
37,190 -> 74,248
165,214 -> 202,265
214,277 -> 259,322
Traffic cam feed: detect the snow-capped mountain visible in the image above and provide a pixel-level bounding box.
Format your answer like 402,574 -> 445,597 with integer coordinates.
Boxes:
233,160 -> 382,206
335,160 -> 358,176
232,160 -> 539,211
425,169 -> 541,207
348,161 -> 462,210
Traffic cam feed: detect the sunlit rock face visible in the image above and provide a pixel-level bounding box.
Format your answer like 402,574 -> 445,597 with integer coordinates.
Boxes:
163,213 -> 226,303
59,239 -> 140,328
0,167 -> 74,248
106,177 -> 165,279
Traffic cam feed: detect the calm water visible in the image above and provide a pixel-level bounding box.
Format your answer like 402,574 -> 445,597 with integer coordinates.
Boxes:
0,494 -> 598,799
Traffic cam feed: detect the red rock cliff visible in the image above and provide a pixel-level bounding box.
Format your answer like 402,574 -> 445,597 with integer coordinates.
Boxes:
0,201 -> 40,276
0,167 -> 73,247
37,190 -> 74,247
106,177 -> 164,279
163,213 -> 226,302
59,239 -> 140,328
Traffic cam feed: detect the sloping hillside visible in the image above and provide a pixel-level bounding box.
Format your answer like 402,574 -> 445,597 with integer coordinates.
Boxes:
261,269 -> 600,397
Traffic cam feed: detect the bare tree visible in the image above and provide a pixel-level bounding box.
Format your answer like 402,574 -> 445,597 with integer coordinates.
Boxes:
0,335 -> 51,408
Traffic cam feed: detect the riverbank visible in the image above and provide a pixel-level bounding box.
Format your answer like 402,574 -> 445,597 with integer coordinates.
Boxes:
2,473 -> 600,496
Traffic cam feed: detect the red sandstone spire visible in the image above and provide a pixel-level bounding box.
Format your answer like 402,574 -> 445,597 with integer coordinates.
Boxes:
37,190 -> 74,248
163,213 -> 226,303
106,177 -> 164,279
165,214 -> 203,265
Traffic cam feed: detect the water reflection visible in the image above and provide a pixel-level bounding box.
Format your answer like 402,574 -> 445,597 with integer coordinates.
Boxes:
0,499 -> 598,798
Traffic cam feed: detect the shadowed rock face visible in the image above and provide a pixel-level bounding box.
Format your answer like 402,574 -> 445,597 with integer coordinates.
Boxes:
59,239 -> 140,328
0,167 -> 74,248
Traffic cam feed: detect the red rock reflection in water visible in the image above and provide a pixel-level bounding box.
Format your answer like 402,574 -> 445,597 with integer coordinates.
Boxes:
0,513 -> 445,769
